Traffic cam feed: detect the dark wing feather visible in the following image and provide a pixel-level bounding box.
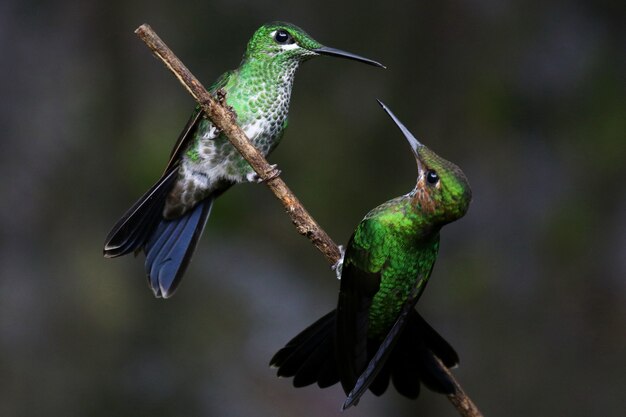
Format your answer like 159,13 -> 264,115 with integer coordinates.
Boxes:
342,282 -> 422,409
163,69 -> 234,173
163,107 -> 203,173
367,354 -> 392,396
336,231 -> 383,396
104,101 -> 203,258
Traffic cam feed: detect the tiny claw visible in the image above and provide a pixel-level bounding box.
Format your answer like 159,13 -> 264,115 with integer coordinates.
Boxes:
216,88 -> 227,105
332,245 -> 345,280
264,164 -> 281,182
246,164 -> 281,184
215,88 -> 236,119
246,170 -> 262,183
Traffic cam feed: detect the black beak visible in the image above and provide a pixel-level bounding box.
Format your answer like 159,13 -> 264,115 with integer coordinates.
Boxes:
313,46 -> 385,68
377,100 -> 423,154
377,99 -> 426,173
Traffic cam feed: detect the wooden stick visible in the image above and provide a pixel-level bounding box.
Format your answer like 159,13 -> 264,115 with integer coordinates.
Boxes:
436,357 -> 484,416
134,23 -> 483,417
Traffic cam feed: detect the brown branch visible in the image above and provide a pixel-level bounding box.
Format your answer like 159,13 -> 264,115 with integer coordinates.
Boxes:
134,23 -> 483,417
436,357 -> 484,416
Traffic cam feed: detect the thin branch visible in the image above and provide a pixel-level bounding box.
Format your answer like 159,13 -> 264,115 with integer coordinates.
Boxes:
436,357 -> 484,416
134,23 -> 483,417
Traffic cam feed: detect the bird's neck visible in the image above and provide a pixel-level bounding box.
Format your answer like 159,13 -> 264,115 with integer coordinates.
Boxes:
375,195 -> 443,241
234,57 -> 301,117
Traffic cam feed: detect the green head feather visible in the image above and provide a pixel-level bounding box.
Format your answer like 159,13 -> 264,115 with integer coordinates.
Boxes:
378,100 -> 472,226
243,22 -> 385,68
243,22 -> 322,63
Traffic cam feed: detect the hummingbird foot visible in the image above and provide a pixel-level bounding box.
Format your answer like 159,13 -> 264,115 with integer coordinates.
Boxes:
215,88 -> 236,119
264,164 -> 282,182
331,245 -> 345,280
216,88 -> 227,104
246,164 -> 281,183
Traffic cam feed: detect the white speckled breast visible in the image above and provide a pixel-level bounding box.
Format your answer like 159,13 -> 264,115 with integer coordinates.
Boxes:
163,58 -> 298,218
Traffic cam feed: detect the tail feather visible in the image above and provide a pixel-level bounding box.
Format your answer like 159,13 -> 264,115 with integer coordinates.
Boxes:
415,348 -> 455,394
317,350 -> 340,388
144,219 -> 179,272
104,167 -> 215,298
413,312 -> 459,368
124,207 -> 162,255
271,309 -> 458,402
271,311 -> 337,384
103,168 -> 178,257
292,334 -> 336,387
388,311 -> 457,396
390,351 -> 421,399
144,198 -> 213,298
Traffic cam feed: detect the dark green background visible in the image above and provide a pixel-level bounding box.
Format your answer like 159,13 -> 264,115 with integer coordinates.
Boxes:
1,0 -> 624,416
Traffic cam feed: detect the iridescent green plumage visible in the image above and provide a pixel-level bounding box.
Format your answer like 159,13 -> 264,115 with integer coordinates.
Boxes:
271,101 -> 472,408
348,200 -> 440,337
103,22 -> 383,298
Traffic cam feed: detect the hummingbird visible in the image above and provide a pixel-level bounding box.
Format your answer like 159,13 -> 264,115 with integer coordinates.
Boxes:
270,100 -> 472,409
103,22 -> 384,298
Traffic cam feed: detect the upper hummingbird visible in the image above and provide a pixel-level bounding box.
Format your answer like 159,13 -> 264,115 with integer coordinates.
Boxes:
103,22 -> 384,298
270,101 -> 472,409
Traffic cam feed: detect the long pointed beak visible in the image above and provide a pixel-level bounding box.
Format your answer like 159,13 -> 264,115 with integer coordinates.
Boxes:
313,46 -> 385,68
377,100 -> 423,155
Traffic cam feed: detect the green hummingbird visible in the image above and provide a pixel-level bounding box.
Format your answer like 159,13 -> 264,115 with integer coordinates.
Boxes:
270,100 -> 472,409
103,22 -> 384,298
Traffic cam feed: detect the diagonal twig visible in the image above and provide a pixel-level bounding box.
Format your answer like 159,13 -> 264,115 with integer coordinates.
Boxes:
134,23 -> 483,417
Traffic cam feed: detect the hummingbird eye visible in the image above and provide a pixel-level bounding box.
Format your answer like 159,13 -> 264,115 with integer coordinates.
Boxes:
426,170 -> 439,185
274,29 -> 294,45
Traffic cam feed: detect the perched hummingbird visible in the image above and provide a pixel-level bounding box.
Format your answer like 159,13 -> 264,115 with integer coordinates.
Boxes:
270,101 -> 472,409
103,22 -> 384,298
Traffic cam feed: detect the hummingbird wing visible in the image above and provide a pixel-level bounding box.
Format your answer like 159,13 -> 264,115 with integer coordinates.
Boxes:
335,226 -> 385,397
342,281 -> 424,409
163,107 -> 204,172
163,70 -> 235,172
102,101 -> 210,262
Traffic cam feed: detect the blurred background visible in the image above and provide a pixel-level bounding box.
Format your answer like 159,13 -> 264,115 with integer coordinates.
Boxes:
1,0 -> 624,416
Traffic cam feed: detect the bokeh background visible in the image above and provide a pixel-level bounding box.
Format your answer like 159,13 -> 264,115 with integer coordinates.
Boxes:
1,0 -> 625,416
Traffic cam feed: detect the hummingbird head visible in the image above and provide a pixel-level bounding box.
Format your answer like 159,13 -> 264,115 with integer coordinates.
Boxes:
244,22 -> 385,68
377,100 -> 472,225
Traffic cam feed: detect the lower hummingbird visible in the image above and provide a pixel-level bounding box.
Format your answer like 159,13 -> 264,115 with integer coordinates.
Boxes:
103,22 -> 384,298
270,101 -> 472,409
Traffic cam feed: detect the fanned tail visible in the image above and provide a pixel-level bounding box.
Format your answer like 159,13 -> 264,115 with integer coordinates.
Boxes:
103,168 -> 215,298
343,310 -> 458,408
271,310 -> 458,406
